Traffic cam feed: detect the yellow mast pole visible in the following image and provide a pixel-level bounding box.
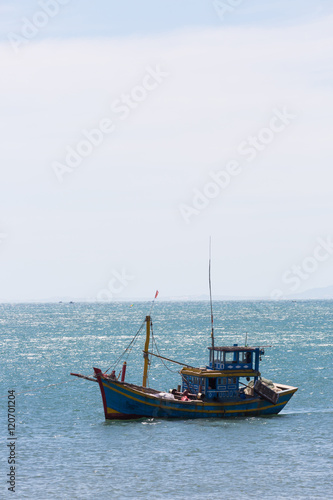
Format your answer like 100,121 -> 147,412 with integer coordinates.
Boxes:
142,315 -> 151,387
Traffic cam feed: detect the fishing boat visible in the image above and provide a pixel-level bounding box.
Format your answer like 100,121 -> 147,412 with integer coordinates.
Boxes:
71,292 -> 298,420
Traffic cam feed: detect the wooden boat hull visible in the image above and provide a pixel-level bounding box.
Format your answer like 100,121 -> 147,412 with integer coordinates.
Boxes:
94,368 -> 298,420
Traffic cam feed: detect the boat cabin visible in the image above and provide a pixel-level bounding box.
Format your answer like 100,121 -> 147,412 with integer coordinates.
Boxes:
180,345 -> 265,401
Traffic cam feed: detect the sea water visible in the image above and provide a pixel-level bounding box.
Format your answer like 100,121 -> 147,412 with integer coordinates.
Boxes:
0,301 -> 332,499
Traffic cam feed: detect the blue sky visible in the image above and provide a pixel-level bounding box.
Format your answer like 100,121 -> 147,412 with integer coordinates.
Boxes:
1,0 -> 333,39
0,1 -> 333,301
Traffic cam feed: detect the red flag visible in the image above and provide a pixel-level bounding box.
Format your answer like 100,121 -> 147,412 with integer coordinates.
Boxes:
154,290 -> 159,299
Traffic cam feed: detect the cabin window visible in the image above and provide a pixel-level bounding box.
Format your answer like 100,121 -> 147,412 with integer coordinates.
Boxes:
213,351 -> 222,361
245,352 -> 252,363
239,352 -> 252,363
208,378 -> 216,390
217,377 -> 227,388
228,377 -> 237,385
224,352 -> 234,362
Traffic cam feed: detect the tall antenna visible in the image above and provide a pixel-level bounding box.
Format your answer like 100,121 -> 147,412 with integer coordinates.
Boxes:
209,237 -> 215,369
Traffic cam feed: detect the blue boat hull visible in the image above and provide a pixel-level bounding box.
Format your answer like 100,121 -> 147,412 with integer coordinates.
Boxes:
94,369 -> 298,420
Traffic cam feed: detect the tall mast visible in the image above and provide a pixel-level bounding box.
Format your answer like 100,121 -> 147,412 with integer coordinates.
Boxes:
142,315 -> 151,387
142,292 -> 158,387
209,238 -> 215,369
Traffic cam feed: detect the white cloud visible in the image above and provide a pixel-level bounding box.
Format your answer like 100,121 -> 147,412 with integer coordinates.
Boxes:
0,18 -> 332,300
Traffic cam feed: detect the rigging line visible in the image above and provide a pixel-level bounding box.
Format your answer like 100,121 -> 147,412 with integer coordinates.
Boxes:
108,325 -> 143,371
146,350 -> 195,369
151,325 -> 179,374
148,290 -> 159,316
180,373 -> 191,391
123,331 -> 143,362
102,293 -> 159,375
103,318 -> 146,373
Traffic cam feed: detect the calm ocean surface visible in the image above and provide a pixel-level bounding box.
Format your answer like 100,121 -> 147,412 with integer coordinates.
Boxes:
1,301 -> 332,499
